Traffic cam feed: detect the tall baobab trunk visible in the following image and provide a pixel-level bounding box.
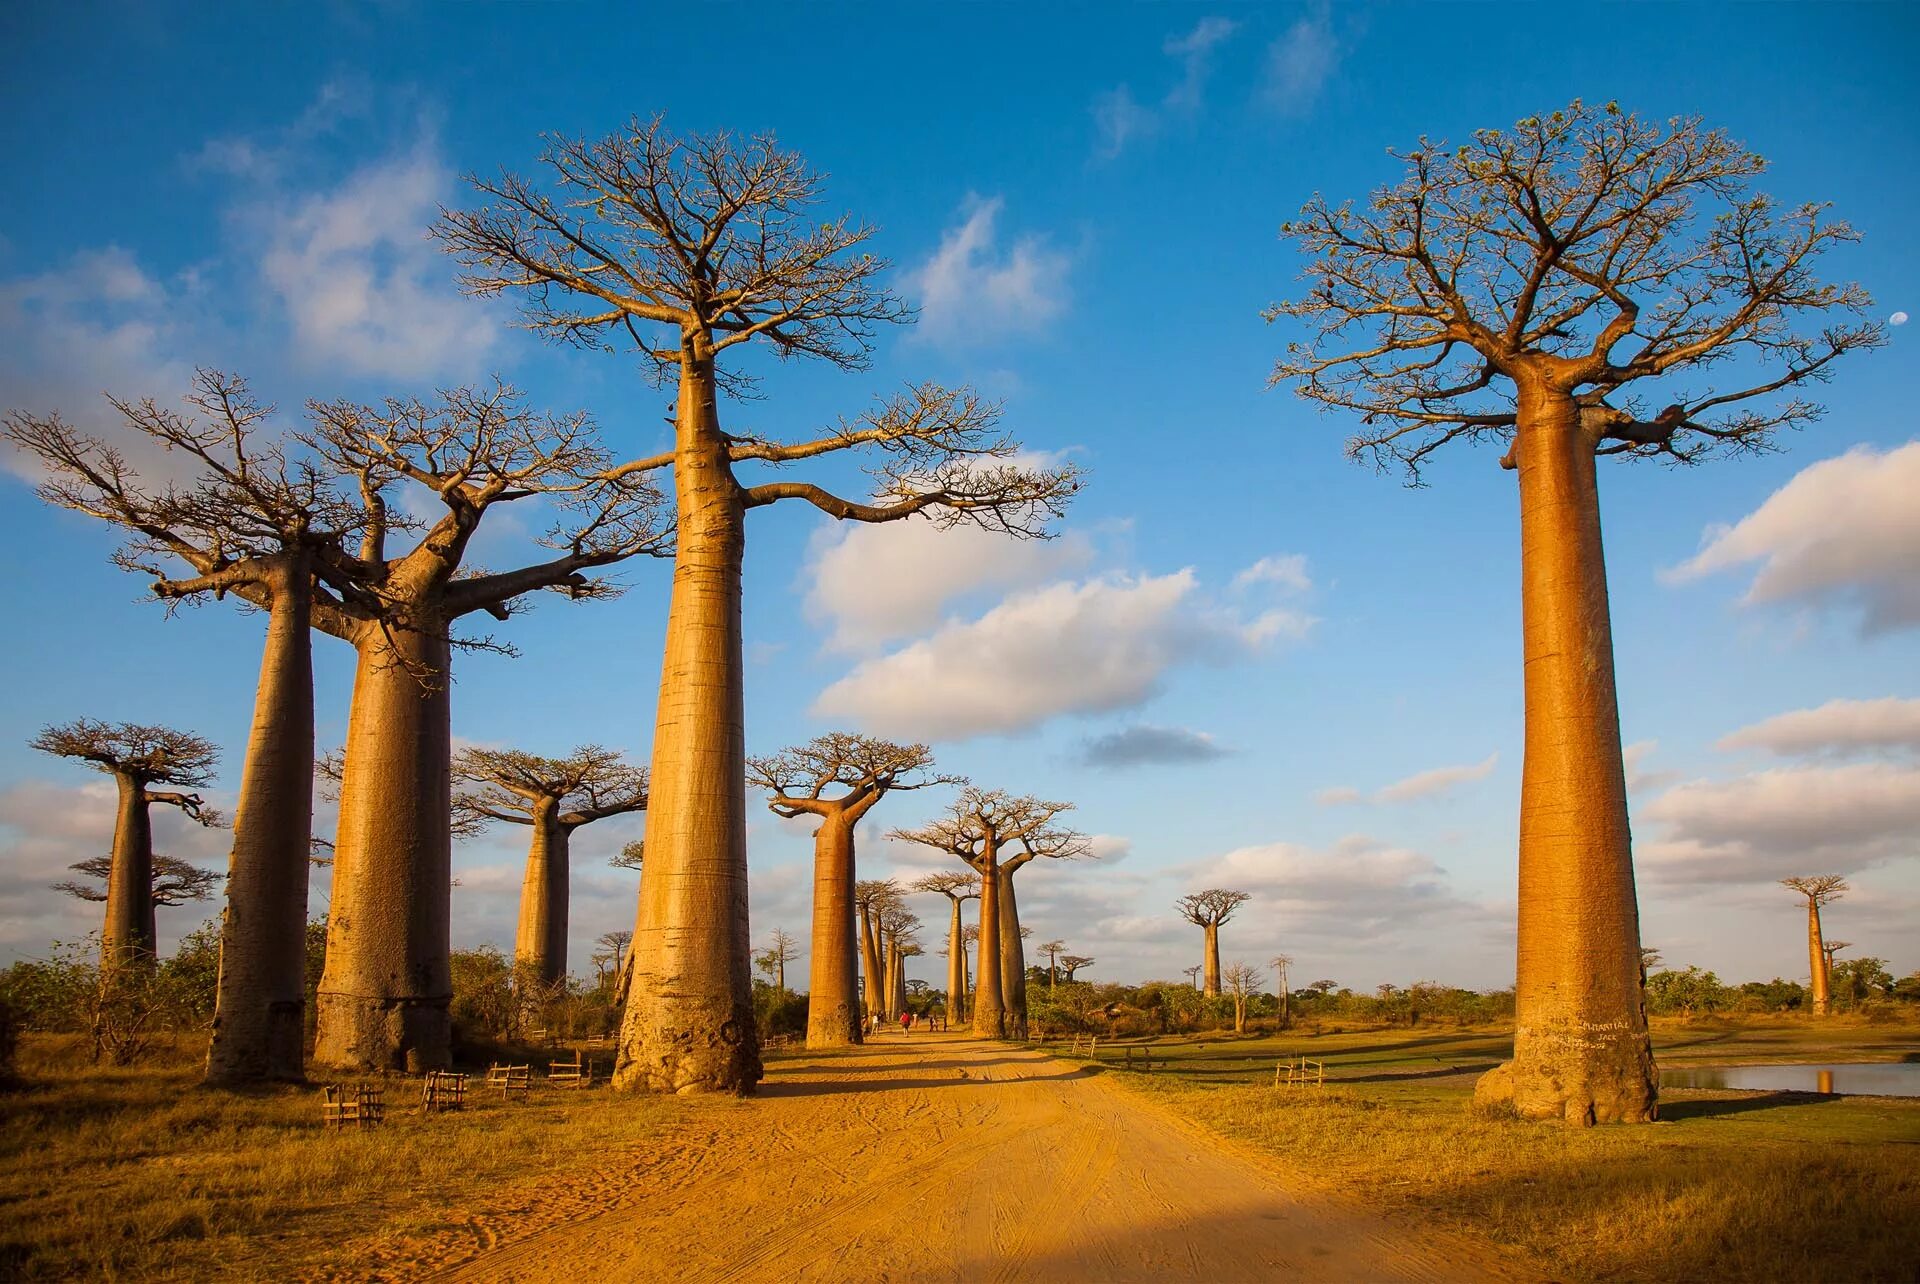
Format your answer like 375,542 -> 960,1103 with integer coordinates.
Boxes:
891,941 -> 908,1019
881,933 -> 900,1021
944,897 -> 966,1028
207,563 -> 313,1085
514,801 -> 570,987
1806,898 -> 1831,1017
806,815 -> 861,1048
1493,391 -> 1656,1125
998,875 -> 1028,1038
1202,923 -> 1221,996
617,350 -> 759,1094
972,861 -> 1007,1038
859,900 -> 883,1026
103,772 -> 157,971
314,622 -> 454,1073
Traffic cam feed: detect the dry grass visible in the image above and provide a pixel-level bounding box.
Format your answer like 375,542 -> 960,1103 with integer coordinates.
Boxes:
0,1034 -> 674,1281
1069,1018 -> 1920,1283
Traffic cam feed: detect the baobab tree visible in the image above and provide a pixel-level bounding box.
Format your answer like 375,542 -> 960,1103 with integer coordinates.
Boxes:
30,722 -> 219,971
891,788 -> 1085,1039
452,745 -> 650,986
1781,876 -> 1849,1016
997,852 -> 1086,1038
1222,962 -> 1260,1035
878,903 -> 921,1022
854,879 -> 902,1024
593,930 -> 633,991
304,386 -> 668,1073
1175,890 -> 1252,997
56,854 -> 218,915
754,929 -> 800,996
1059,955 -> 1094,983
438,119 -> 1081,1093
1270,101 -> 1880,1124
749,735 -> 953,1048
1270,954 -> 1294,1027
5,372 -> 365,1084
1038,940 -> 1066,989
1822,941 -> 1850,998
914,871 -> 980,1028
1182,965 -> 1203,990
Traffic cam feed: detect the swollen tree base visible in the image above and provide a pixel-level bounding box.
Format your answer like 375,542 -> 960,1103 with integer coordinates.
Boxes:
1473,1022 -> 1657,1125
312,993 -> 451,1074
614,996 -> 762,1095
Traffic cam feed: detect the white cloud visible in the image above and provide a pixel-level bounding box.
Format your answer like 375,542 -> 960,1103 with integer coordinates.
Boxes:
1261,8 -> 1342,114
805,518 -> 1094,652
1321,754 -> 1499,806
1718,697 -> 1920,759
906,196 -> 1069,348
1623,740 -> 1681,795
1640,761 -> 1920,885
1186,834 -> 1508,947
0,779 -> 229,958
0,247 -> 205,483
1232,553 -> 1312,593
249,142 -> 496,380
1079,725 -> 1229,768
1092,88 -> 1158,161
1092,16 -> 1242,159
812,568 -> 1309,740
1667,441 -> 1920,636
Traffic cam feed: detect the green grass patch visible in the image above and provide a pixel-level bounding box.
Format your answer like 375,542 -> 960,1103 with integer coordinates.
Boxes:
1051,1018 -> 1920,1282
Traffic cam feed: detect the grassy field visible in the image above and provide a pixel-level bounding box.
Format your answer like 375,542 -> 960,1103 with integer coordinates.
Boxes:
1049,1017 -> 1920,1283
0,1035 -> 674,1281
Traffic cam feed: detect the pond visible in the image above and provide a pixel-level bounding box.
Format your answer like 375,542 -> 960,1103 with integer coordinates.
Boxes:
1659,1062 -> 1920,1098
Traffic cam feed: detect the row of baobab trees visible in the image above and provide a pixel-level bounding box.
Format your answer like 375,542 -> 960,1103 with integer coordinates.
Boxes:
4,98 -> 1886,1127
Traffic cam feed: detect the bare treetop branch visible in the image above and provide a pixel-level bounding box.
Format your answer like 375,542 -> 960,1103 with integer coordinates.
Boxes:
1269,100 -> 1884,481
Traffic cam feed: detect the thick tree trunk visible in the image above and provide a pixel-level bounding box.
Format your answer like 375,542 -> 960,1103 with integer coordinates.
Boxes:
1807,901 -> 1830,1016
972,858 -> 1007,1038
881,934 -> 899,1021
102,772 -> 156,972
944,898 -> 966,1028
891,940 -> 907,1019
1202,922 -> 1221,996
1280,967 -> 1290,1028
514,805 -> 569,988
617,352 -> 759,1094
999,874 -> 1028,1038
313,620 -> 454,1073
206,569 -> 313,1085
1477,391 -> 1656,1125
859,901 -> 883,1026
805,814 -> 861,1048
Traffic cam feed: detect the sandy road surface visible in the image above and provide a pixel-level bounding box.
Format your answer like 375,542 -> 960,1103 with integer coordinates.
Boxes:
403,1035 -> 1506,1283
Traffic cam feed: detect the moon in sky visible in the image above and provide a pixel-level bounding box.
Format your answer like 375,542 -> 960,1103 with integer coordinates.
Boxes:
1892,311 -> 1910,326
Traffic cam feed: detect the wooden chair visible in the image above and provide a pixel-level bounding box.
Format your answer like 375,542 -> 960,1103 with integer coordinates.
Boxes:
547,1052 -> 591,1088
322,1083 -> 385,1127
420,1069 -> 468,1112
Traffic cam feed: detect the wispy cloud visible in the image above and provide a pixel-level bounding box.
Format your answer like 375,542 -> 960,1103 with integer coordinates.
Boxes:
1260,7 -> 1342,115
1079,725 -> 1230,768
1320,753 -> 1499,806
1667,441 -> 1920,637
1092,16 -> 1242,160
905,195 -> 1070,348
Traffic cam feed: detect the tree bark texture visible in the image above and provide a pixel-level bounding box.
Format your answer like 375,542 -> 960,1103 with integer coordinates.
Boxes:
859,901 -> 883,1025
1807,900 -> 1830,1017
102,772 -> 156,972
1202,922 -> 1221,997
806,815 -> 862,1047
313,621 -> 455,1073
971,859 -> 1007,1038
998,874 -> 1028,1038
945,898 -> 966,1027
206,567 -> 313,1084
616,353 -> 760,1094
514,803 -> 570,987
1481,389 -> 1657,1125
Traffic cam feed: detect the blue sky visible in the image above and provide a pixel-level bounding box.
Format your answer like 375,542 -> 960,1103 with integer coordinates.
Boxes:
2,2 -> 1916,993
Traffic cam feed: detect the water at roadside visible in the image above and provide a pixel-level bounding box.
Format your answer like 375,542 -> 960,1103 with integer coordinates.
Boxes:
1659,1062 -> 1920,1097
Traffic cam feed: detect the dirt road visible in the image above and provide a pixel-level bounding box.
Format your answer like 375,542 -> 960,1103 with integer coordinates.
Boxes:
416,1035 -> 1505,1283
